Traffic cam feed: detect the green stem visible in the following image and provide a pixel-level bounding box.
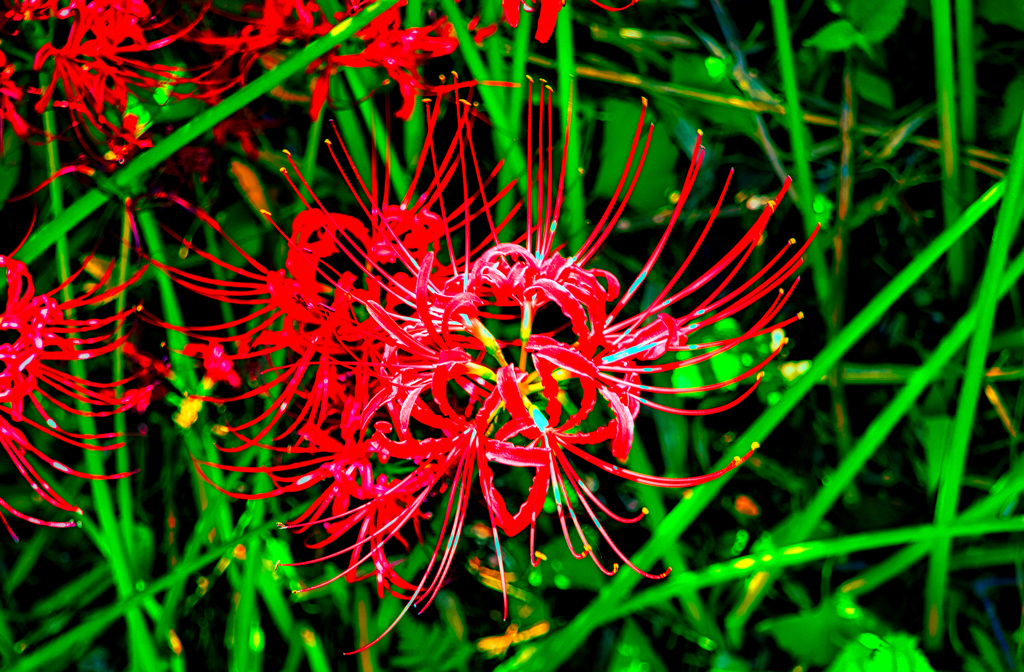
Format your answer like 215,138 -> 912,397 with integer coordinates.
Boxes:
500,178 -> 1007,672
15,0 -> 401,267
556,0 -> 585,243
303,102 -> 326,189
439,0 -> 526,193
344,68 -> 411,197
402,0 -> 426,170
931,0 -> 967,296
768,0 -> 831,315
39,73 -> 161,670
616,517 -> 1024,615
113,201 -> 134,556
955,0 -> 977,202
925,107 -> 1024,650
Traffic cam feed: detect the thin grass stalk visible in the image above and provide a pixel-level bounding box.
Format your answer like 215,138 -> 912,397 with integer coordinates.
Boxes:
402,0 -> 426,169
767,0 -> 831,314
304,102 -> 326,187
955,0 -> 977,202
925,107 -> 1024,650
615,517 -> 1024,615
439,0 -> 527,192
113,200 -> 134,559
9,517 -> 284,672
38,71 -> 162,670
495,11 -> 534,225
14,0 -> 401,268
556,1 -> 585,242
345,68 -> 411,196
499,178 -> 1007,672
931,0 -> 967,296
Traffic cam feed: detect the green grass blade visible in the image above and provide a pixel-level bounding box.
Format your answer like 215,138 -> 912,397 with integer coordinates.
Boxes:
768,0 -> 831,313
556,1 -> 585,242
925,106 -> 1024,649
931,0 -> 966,295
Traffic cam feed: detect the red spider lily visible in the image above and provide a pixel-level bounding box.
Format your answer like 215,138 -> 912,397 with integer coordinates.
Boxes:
503,0 -> 640,43
28,0 -> 206,163
315,7 -> 458,120
0,249 -> 147,539
198,79 -> 816,649
141,192 -> 381,453
184,0 -> 457,121
0,50 -> 32,147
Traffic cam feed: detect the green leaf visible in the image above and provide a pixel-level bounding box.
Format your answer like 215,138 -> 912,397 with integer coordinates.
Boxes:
845,0 -> 908,42
591,99 -> 680,212
803,20 -> 861,51
913,415 -> 953,494
995,75 -> 1024,140
606,619 -> 668,672
826,631 -> 936,672
758,597 -> 882,666
854,68 -> 896,109
979,0 -> 1024,31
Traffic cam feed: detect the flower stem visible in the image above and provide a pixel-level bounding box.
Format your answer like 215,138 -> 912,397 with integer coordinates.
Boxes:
555,0 -> 585,242
345,67 -> 411,197
15,0 -> 401,267
36,61 -> 163,670
440,0 -> 527,195
931,0 -> 967,296
925,106 -> 1024,650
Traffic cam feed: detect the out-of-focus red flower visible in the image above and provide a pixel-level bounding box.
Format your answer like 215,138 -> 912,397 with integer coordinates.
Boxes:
26,0 -> 204,163
315,7 -> 457,120
503,0 -> 640,43
0,251 -> 147,538
0,50 -> 32,146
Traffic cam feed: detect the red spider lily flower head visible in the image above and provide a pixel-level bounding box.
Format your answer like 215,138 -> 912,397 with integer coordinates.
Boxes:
0,50 -> 33,147
235,78 -> 818,648
28,0 -> 206,164
316,6 -> 458,121
503,0 -> 640,43
0,249 -> 148,539
141,188 -> 384,457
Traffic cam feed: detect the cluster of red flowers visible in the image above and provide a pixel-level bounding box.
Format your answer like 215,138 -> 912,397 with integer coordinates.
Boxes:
0,241 -> 149,539
142,80 -> 815,645
0,0 -> 815,650
0,0 -> 470,166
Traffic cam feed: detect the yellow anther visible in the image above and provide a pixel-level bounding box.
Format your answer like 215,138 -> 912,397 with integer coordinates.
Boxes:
641,507 -> 649,515
751,442 -> 761,450
282,149 -> 292,156
534,551 -> 548,561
